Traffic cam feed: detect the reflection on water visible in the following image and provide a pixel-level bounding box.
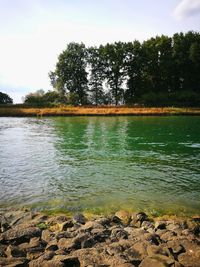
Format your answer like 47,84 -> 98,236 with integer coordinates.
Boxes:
0,116 -> 200,215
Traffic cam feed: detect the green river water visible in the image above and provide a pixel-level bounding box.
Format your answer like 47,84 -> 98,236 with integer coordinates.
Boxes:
0,116 -> 200,216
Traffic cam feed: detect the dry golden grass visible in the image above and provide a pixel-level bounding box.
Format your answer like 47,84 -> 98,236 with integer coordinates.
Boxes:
0,106 -> 200,116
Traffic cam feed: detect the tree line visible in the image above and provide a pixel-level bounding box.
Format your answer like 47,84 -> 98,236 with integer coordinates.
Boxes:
3,31 -> 199,107
47,31 -> 200,107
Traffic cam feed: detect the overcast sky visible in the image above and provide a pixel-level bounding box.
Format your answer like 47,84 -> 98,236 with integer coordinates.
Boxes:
0,0 -> 200,103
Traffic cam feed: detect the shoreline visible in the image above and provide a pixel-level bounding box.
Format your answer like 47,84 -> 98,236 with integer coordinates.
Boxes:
0,106 -> 200,117
0,209 -> 200,266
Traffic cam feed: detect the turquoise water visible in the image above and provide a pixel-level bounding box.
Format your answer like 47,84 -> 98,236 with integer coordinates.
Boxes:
0,116 -> 200,216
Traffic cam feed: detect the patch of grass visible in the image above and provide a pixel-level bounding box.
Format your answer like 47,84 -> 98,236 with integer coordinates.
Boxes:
0,106 -> 200,116
36,222 -> 48,230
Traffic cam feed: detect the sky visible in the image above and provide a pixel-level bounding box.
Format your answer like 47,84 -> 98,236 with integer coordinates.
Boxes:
0,0 -> 200,103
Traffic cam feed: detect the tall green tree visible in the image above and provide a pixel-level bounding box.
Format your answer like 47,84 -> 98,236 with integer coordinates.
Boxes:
87,46 -> 105,105
138,35 -> 175,105
48,31 -> 200,107
50,42 -> 88,105
103,42 -> 127,105
124,41 -> 144,104
171,31 -> 200,105
189,38 -> 200,93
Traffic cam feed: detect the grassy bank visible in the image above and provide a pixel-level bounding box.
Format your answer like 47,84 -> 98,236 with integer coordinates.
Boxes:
0,106 -> 200,116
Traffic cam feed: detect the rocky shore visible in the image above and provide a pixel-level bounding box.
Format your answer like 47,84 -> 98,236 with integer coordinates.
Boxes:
0,209 -> 200,267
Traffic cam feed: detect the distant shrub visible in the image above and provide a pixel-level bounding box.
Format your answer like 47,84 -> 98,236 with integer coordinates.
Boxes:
24,90 -> 66,107
0,92 -> 13,104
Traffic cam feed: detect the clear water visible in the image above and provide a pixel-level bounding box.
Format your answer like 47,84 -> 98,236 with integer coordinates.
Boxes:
0,116 -> 200,216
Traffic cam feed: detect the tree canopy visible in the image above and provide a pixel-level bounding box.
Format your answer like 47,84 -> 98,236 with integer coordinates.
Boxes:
0,92 -> 13,104
48,31 -> 200,107
24,89 -> 62,106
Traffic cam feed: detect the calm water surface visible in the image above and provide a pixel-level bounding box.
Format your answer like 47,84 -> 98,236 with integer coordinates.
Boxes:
0,116 -> 200,215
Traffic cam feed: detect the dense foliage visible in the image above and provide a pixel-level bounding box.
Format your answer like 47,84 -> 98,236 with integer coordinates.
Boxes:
47,31 -> 199,106
24,89 -> 62,106
0,92 -> 13,104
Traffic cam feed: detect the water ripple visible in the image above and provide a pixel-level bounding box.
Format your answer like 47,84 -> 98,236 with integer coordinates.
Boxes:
0,116 -> 200,215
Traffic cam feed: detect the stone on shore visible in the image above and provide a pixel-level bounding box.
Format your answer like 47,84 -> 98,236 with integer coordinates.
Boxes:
0,209 -> 200,267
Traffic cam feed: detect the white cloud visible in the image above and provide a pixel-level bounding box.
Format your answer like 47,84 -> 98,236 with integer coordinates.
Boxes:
174,0 -> 200,20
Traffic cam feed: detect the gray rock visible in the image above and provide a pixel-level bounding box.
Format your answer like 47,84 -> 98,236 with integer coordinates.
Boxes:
139,255 -> 174,267
29,251 -> 55,267
59,220 -> 74,231
0,244 -> 6,257
5,244 -> 26,258
106,241 -> 125,256
53,255 -> 80,267
147,244 -> 169,257
0,225 -> 41,244
130,212 -> 148,228
73,213 -> 86,224
58,237 -> 75,251
114,210 -> 131,225
92,229 -> 111,242
0,256 -> 27,266
131,241 -> 148,259
45,240 -> 58,251
141,221 -> 155,231
81,221 -> 104,231
178,251 -> 200,267
167,240 -> 185,257
136,212 -> 148,223
144,233 -> 161,245
124,246 -> 144,264
0,215 -> 10,233
160,230 -> 177,242
95,217 -> 110,226
155,221 -> 166,230
41,229 -> 53,243
56,230 -> 77,239
73,233 -> 90,248
111,228 -> 128,240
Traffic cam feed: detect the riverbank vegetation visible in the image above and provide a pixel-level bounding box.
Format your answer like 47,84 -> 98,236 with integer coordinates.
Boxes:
0,106 -> 200,116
